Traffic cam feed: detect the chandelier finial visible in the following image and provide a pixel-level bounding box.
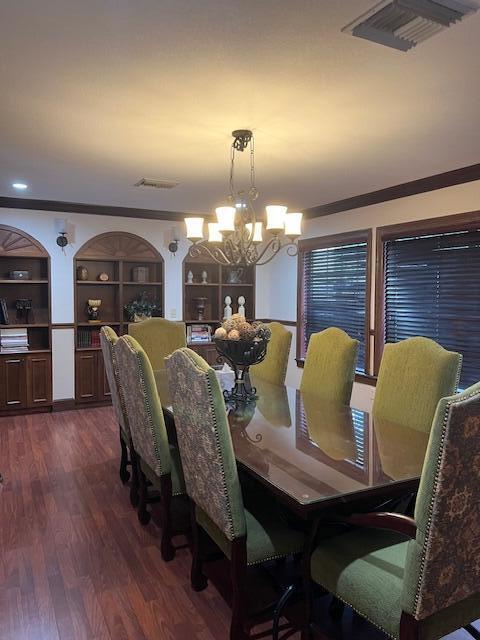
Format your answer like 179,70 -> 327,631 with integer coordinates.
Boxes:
232,129 -> 253,152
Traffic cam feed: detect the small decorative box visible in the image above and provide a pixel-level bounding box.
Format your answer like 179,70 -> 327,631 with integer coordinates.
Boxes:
9,270 -> 30,280
132,266 -> 149,283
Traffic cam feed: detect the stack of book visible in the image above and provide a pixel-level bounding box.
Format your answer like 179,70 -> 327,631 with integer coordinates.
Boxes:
77,328 -> 101,348
188,324 -> 212,344
1,328 -> 29,352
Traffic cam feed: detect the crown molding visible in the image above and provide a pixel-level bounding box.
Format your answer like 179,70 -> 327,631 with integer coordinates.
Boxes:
0,196 -> 208,222
304,163 -> 480,219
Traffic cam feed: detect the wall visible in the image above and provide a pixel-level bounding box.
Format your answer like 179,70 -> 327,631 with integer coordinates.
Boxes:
0,208 -> 225,400
260,179 -> 480,404
1,178 -> 478,404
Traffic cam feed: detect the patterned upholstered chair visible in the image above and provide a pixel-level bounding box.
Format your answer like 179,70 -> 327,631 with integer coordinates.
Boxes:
300,327 -> 359,405
115,335 -> 185,561
250,322 -> 292,386
303,382 -> 480,640
128,317 -> 186,371
373,337 -> 462,433
100,326 -> 131,484
166,348 -> 305,640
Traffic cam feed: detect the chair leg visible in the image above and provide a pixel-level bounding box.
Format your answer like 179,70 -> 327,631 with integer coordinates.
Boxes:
399,612 -> 419,640
190,501 -> 208,591
119,431 -> 130,484
272,584 -> 296,640
129,442 -> 140,508
230,538 -> 249,640
159,475 -> 175,562
137,468 -> 151,526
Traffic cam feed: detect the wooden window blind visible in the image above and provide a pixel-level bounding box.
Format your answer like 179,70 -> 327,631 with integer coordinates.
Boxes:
298,232 -> 370,373
384,229 -> 480,389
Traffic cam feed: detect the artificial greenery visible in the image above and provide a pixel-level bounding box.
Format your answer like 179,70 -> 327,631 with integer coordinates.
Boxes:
124,291 -> 160,321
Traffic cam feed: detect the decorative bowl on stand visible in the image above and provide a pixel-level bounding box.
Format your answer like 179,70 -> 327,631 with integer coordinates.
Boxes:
213,337 -> 269,403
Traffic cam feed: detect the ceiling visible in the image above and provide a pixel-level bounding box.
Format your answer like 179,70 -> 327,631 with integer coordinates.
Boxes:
1,0 -> 479,216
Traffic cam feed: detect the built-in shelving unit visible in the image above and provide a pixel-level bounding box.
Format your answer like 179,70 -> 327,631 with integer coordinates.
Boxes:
74,232 -> 164,404
182,255 -> 255,365
0,225 -> 52,413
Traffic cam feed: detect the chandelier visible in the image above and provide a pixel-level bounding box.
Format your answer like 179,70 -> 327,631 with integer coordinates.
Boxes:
184,129 -> 303,266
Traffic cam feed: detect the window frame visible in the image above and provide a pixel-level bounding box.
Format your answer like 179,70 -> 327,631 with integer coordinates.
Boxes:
296,229 -> 373,374
374,209 -> 480,375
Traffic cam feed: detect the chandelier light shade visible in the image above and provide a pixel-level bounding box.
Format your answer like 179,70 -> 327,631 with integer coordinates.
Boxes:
185,217 -> 204,240
284,212 -> 303,237
246,221 -> 263,243
216,206 -> 236,233
184,129 -> 303,266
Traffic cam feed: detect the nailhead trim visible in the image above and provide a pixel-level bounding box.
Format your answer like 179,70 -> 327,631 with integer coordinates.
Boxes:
175,348 -> 242,542
413,386 -> 480,619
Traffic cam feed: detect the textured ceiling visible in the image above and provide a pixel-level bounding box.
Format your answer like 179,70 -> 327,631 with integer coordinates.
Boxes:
0,0 -> 479,216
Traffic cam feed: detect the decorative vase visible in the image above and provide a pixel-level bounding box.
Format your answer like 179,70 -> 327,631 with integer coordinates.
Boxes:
77,265 -> 89,281
86,299 -> 102,323
193,296 -> 208,321
213,337 -> 269,403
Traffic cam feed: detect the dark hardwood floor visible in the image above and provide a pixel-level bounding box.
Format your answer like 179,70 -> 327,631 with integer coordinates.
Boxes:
0,407 -> 477,640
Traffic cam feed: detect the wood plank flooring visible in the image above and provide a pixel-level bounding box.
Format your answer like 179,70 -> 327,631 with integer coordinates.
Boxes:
0,407 -> 477,640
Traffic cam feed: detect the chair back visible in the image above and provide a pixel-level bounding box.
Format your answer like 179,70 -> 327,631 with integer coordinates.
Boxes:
166,348 -> 246,541
300,327 -> 359,405
115,335 -> 171,477
100,326 -> 129,438
402,382 -> 480,620
128,317 -> 186,371
373,337 -> 462,433
251,322 -> 292,386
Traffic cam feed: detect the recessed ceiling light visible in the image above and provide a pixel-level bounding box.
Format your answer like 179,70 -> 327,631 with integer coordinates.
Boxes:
12,182 -> 28,190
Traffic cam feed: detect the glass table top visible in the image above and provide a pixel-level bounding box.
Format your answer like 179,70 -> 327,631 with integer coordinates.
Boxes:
155,369 -> 429,510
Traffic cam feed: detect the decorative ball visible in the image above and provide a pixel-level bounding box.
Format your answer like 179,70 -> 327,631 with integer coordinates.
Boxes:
237,321 -> 256,340
255,323 -> 272,341
223,319 -> 236,333
214,327 -> 227,339
227,329 -> 240,340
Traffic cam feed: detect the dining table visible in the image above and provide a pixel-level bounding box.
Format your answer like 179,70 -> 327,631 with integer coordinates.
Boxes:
155,368 -> 430,520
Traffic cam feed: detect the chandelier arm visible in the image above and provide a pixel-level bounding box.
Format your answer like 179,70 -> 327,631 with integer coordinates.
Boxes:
254,238 -> 299,266
188,242 -> 231,266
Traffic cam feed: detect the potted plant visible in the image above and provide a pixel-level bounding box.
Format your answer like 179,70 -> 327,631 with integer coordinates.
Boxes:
124,291 -> 160,322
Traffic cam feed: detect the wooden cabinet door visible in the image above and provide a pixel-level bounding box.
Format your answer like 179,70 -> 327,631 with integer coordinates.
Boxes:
27,354 -> 52,407
97,352 -> 112,401
75,352 -> 98,402
1,356 -> 27,409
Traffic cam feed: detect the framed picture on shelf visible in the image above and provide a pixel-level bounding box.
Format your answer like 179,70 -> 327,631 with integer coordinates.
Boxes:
187,324 -> 212,344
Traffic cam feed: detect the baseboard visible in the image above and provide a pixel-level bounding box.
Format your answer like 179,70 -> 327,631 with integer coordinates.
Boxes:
52,398 -> 76,412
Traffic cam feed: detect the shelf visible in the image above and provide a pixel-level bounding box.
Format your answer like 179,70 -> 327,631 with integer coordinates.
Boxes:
0,348 -> 51,355
0,279 -> 49,284
0,323 -> 50,328
76,280 -> 120,285
185,283 -> 220,287
76,346 -> 101,351
123,281 -> 163,285
76,321 -> 120,327
221,283 -> 254,287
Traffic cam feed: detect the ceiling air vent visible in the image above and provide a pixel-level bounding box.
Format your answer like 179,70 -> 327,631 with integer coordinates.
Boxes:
342,0 -> 478,51
134,177 -> 179,189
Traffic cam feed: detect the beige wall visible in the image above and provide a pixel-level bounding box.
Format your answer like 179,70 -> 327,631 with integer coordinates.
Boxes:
261,179 -> 480,402
1,178 -> 478,403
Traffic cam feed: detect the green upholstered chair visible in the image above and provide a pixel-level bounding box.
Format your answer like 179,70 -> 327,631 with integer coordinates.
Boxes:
128,317 -> 186,371
300,327 -> 359,405
115,335 -> 185,561
166,347 -> 305,640
100,326 -> 131,485
373,337 -> 462,434
250,322 -> 292,386
304,382 -> 480,640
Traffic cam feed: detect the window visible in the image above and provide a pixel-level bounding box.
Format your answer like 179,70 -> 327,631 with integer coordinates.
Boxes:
377,213 -> 480,389
297,231 -> 371,373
